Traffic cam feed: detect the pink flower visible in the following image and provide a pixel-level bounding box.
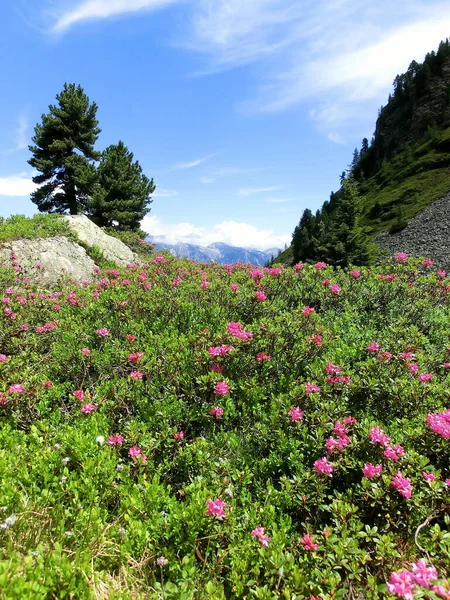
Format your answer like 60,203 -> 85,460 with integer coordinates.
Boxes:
81,403 -> 96,414
419,373 -> 433,383
367,342 -> 380,353
329,284 -> 341,295
210,364 -> 223,373
411,559 -> 438,588
8,384 -> 25,395
350,269 -> 360,278
387,570 -> 415,600
174,431 -> 185,441
363,463 -> 383,478
81,348 -> 90,356
206,499 -> 227,520
305,382 -> 320,394
314,457 -> 333,477
227,322 -> 253,341
303,306 -> 315,316
378,351 -> 392,362
395,252 -> 409,262
422,471 -> 437,482
128,446 -> 147,463
96,328 -> 109,336
293,262 -> 304,270
0,393 -> 8,405
128,352 -> 144,363
255,291 -> 267,302
408,363 -> 419,374
209,406 -> 224,419
42,381 -> 53,388
383,445 -> 405,461
326,363 -> 341,375
445,478 -> 450,487
321,279 -> 331,286
126,334 -> 137,341
443,362 -> 450,369
391,471 -> 412,498
230,283 -> 240,291
427,409 -> 450,438
130,371 -> 143,379
0,354 -> 7,363
252,526 -> 270,547
107,435 -> 124,446
288,406 -> 304,422
300,534 -> 318,551
256,352 -> 271,362
422,258 -> 434,267
215,381 -> 230,395
308,334 -> 323,347
208,345 -> 234,357
344,416 -> 357,425
437,270 -> 447,278
369,426 -> 391,447
325,435 -> 350,453
315,262 -> 327,270
200,280 -> 210,289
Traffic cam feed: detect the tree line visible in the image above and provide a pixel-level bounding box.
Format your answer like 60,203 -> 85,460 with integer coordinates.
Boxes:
28,83 -> 154,232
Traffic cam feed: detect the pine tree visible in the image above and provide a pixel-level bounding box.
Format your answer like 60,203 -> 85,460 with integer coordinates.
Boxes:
292,208 -> 314,262
28,83 -> 101,215
89,141 -> 155,231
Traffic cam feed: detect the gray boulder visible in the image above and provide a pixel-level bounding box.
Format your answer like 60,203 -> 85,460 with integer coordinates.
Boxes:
0,236 -> 97,287
64,215 -> 139,266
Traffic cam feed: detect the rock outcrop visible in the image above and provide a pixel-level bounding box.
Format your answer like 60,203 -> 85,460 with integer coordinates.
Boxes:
376,192 -> 450,267
64,215 -> 139,266
0,236 -> 97,287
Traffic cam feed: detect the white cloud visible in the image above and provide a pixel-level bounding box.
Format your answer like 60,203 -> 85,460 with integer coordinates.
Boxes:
239,185 -> 283,196
142,214 -> 289,250
0,173 -> 37,196
152,187 -> 179,197
170,153 -> 216,170
14,113 -> 29,152
52,0 -> 180,33
265,197 -> 292,204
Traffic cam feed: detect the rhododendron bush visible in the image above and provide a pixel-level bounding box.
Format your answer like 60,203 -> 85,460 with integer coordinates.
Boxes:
0,248 -> 449,599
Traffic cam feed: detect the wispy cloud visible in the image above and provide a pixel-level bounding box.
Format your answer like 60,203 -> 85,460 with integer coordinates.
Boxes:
239,185 -> 283,196
0,173 -> 36,196
152,187 -> 179,197
265,197 -> 292,204
4,112 -> 29,155
142,214 -> 289,249
51,0 -> 181,33
170,153 -> 217,170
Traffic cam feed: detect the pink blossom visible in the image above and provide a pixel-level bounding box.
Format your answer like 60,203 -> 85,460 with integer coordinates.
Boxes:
305,382 -> 320,394
408,363 -> 419,374
174,431 -> 185,440
252,526 -> 270,547
327,375 -> 351,384
419,373 -> 433,383
321,279 -> 331,286
96,328 -> 109,337
107,435 -> 124,446
130,371 -> 143,379
378,351 -> 392,362
209,406 -> 224,419
443,362 -> 450,369
422,471 -> 437,482
395,252 -> 409,262
325,435 -> 350,453
369,426 -> 391,447
326,363 -> 341,375
344,416 -> 357,425
300,534 -> 318,551
383,445 -> 404,461
391,471 -> 412,498
303,306 -> 315,316
437,270 -> 447,278
128,446 -> 147,463
293,262 -> 304,270
81,348 -> 90,356
422,258 -> 434,267
350,269 -> 360,278
0,354 -> 7,363
210,364 -> 223,373
445,479 -> 450,487
333,420 -> 347,436
227,321 -> 253,341
215,381 -> 230,395
206,499 -> 227,520
367,342 -> 380,353
0,393 -> 8,405
73,390 -> 85,402
427,409 -> 450,438
230,283 -> 240,291
256,352 -> 271,362
42,381 -> 53,388
315,262 -> 327,270
200,280 -> 211,289
314,457 -> 333,476
288,406 -> 304,422
126,334 -> 137,341
255,291 -> 267,302
363,463 -> 383,478
329,284 -> 341,295
308,334 -> 323,347
128,352 -> 144,363
411,559 -> 438,588
81,403 -> 96,414
387,570 -> 415,600
8,384 -> 25,395
208,345 -> 234,357
400,352 -> 414,360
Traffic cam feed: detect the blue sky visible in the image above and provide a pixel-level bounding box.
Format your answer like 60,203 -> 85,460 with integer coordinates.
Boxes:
1,0 -> 450,249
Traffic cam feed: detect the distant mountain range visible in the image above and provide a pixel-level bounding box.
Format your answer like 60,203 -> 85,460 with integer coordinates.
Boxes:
146,237 -> 281,266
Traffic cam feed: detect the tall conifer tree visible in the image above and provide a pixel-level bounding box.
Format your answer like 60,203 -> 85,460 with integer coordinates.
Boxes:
28,83 -> 101,215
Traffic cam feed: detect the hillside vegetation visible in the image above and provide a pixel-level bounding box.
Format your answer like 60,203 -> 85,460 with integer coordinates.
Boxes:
0,246 -> 449,599
283,40 -> 450,266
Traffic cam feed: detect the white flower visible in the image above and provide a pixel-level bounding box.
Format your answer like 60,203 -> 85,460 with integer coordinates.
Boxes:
5,515 -> 17,527
96,436 -> 105,446
59,476 -> 67,485
53,444 -> 61,451
157,556 -> 168,567
61,457 -> 70,466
